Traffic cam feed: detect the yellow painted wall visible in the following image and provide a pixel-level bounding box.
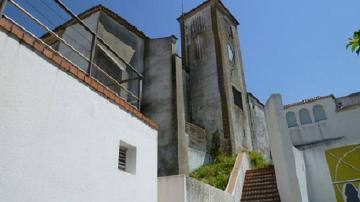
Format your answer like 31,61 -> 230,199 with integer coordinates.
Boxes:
325,144 -> 360,202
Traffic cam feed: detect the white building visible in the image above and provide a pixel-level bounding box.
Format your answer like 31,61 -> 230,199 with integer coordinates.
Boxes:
284,93 -> 360,147
0,16 -> 158,202
265,93 -> 360,202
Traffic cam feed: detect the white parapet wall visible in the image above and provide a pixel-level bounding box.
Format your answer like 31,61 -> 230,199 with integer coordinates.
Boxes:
264,94 -> 308,202
225,152 -> 251,202
158,153 -> 251,202
0,30 -> 158,202
158,175 -> 234,202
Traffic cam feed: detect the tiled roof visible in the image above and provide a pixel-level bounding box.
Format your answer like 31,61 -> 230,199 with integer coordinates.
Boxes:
177,0 -> 239,25
284,95 -> 335,109
241,166 -> 281,202
0,17 -> 159,130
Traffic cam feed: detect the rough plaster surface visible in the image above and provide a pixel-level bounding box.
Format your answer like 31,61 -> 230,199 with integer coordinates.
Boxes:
0,31 -> 157,202
182,6 -> 225,153
143,37 -> 179,176
248,95 -> 271,159
215,8 -> 252,152
181,4 -> 252,155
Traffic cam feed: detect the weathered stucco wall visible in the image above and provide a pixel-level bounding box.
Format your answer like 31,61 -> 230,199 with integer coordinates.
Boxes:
0,30 -> 158,202
143,37 -> 182,176
248,94 -> 271,159
214,7 -> 252,153
181,6 -> 225,154
181,2 -> 253,155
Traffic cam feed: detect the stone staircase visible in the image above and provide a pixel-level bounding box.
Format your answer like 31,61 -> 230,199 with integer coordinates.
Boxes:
241,166 -> 281,202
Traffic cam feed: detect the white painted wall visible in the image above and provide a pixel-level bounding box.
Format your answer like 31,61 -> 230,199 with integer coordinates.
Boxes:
265,94 -> 307,202
0,31 -> 158,202
158,175 -> 234,202
266,93 -> 360,202
285,97 -> 360,146
292,148 -> 309,202
158,175 -> 186,202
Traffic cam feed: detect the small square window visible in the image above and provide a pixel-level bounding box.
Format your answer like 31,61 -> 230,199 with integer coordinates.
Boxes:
118,141 -> 136,174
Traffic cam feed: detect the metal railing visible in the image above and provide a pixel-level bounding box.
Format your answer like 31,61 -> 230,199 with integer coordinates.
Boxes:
0,0 -> 143,109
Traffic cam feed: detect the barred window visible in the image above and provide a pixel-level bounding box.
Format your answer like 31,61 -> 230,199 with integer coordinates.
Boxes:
118,146 -> 127,171
118,141 -> 136,174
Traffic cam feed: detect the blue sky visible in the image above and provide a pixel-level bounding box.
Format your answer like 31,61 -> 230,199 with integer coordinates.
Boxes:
4,0 -> 360,104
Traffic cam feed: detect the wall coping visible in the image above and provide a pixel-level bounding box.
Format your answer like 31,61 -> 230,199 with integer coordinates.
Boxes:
225,152 -> 244,194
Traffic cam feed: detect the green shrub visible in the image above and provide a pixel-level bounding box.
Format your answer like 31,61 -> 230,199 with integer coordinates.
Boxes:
247,151 -> 271,169
190,154 -> 236,190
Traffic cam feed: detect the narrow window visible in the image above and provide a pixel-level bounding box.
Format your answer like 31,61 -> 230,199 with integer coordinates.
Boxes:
232,87 -> 243,110
299,108 -> 312,125
286,111 -> 298,128
118,146 -> 127,171
313,105 -> 327,122
227,44 -> 234,62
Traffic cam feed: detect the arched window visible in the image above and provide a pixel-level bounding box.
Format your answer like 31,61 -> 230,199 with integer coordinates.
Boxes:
286,111 -> 298,128
299,108 -> 312,125
313,105 -> 327,122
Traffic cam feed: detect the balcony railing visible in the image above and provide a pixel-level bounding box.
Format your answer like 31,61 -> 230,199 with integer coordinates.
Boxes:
0,0 -> 143,109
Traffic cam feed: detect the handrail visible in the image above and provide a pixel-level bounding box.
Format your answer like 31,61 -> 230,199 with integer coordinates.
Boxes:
53,0 -> 143,79
4,0 -> 142,108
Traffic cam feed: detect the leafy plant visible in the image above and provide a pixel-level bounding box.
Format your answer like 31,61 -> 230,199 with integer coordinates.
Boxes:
190,153 -> 236,190
247,150 -> 271,169
347,30 -> 360,55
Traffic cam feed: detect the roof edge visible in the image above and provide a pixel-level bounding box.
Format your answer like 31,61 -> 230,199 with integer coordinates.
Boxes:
177,0 -> 239,25
41,4 -> 149,42
284,95 -> 335,109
